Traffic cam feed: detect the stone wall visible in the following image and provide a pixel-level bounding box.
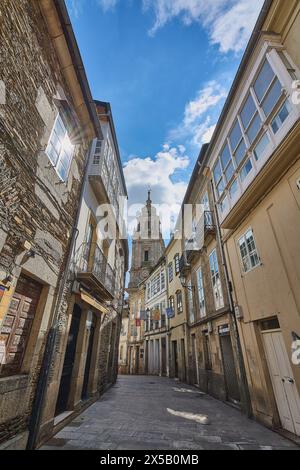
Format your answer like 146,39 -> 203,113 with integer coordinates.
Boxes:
0,0 -> 90,448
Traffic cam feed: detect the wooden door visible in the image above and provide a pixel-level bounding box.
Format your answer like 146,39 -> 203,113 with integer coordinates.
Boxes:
263,330 -> 300,436
1,274 -> 42,376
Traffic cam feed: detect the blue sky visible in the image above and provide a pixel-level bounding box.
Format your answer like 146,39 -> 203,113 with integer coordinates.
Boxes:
67,0 -> 264,236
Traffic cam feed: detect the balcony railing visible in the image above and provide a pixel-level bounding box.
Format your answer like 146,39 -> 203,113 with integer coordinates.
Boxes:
76,242 -> 116,300
181,211 -> 215,269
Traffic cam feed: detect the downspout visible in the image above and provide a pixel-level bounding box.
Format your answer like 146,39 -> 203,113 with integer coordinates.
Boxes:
26,142 -> 93,449
210,179 -> 252,417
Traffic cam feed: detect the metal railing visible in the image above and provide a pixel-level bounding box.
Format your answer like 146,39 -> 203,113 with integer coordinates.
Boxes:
77,242 -> 116,297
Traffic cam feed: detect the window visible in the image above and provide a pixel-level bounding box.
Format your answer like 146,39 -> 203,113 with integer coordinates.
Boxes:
46,114 -> 75,181
176,290 -> 183,314
203,332 -> 212,370
238,229 -> 260,273
169,296 -> 175,312
254,133 -> 270,161
120,346 -> 123,361
271,100 -> 291,134
174,254 -> 180,274
168,263 -> 173,282
209,249 -> 224,310
93,139 -> 102,165
144,250 -> 149,262
213,52 -> 295,213
187,281 -> 194,324
197,268 -> 206,318
161,270 -> 166,291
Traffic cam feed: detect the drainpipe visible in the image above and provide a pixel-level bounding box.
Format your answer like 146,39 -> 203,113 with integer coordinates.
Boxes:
210,180 -> 252,417
26,142 -> 93,450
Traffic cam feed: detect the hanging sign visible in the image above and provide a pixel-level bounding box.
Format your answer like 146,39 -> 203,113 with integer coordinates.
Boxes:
139,311 -> 147,321
0,285 -> 5,304
152,309 -> 161,321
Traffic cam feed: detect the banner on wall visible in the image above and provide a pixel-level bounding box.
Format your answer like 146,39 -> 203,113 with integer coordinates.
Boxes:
166,307 -> 175,319
136,319 -> 141,327
0,285 -> 5,304
152,309 -> 161,321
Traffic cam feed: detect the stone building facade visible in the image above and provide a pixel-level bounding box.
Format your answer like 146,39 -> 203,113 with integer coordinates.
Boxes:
205,0 -> 300,437
36,101 -> 128,446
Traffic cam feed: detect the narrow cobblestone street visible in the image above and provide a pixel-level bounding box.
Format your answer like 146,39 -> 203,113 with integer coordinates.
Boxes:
41,376 -> 299,451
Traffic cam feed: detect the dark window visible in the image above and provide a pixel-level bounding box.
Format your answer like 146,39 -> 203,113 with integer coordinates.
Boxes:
144,250 -> 149,262
176,290 -> 183,313
168,263 -> 173,282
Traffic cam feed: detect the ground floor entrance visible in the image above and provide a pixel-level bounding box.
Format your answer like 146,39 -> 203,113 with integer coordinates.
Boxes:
219,326 -> 240,405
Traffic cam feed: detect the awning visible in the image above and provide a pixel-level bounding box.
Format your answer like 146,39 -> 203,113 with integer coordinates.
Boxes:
80,290 -> 109,315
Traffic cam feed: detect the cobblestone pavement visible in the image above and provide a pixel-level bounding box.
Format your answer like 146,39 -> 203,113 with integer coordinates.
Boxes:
41,376 -> 299,451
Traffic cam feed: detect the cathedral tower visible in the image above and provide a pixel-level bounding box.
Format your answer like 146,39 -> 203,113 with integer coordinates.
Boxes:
128,191 -> 165,289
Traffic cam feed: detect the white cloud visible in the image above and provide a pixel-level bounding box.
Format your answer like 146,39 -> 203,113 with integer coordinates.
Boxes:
124,145 -> 189,238
143,0 -> 264,53
96,0 -> 119,11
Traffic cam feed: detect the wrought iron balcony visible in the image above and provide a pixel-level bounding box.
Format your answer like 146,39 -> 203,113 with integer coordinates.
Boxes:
76,242 -> 116,301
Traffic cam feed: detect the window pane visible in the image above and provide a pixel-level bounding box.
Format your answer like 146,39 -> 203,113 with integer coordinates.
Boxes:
240,159 -> 253,181
271,100 -> 291,134
220,144 -> 231,169
254,60 -> 275,102
234,139 -> 247,166
240,94 -> 257,129
262,78 -> 282,116
254,133 -> 270,161
213,160 -> 222,184
229,120 -> 242,151
247,113 -> 262,144
220,195 -> 229,214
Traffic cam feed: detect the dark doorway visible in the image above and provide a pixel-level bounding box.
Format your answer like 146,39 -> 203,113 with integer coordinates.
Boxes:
55,304 -> 81,416
81,313 -> 96,401
172,341 -> 178,378
1,274 -> 42,377
219,329 -> 241,404
161,337 -> 167,376
181,338 -> 187,382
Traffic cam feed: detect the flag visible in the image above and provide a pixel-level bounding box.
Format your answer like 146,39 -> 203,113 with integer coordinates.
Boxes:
166,307 -> 175,319
139,310 -> 147,321
152,309 -> 161,321
0,286 -> 5,304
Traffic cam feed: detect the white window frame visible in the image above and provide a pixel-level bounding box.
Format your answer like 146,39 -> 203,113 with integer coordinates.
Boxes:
209,249 -> 224,311
211,40 -> 300,222
238,228 -> 261,273
197,267 -> 206,318
46,114 -> 75,182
